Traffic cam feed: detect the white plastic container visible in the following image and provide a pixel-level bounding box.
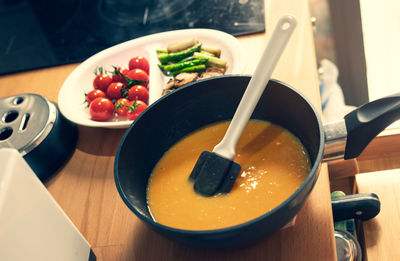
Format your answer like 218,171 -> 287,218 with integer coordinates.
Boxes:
0,148 -> 95,261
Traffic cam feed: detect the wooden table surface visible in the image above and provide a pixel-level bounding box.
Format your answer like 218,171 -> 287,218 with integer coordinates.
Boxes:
0,1 -> 337,260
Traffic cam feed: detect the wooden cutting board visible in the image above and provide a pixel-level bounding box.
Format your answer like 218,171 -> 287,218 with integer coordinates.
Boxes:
356,169 -> 400,261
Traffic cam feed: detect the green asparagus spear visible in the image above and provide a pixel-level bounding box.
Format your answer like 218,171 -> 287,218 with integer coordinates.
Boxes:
193,52 -> 227,68
167,38 -> 198,53
171,64 -> 206,77
158,43 -> 202,64
161,58 -> 208,72
176,56 -> 197,63
201,45 -> 221,57
199,50 -> 217,57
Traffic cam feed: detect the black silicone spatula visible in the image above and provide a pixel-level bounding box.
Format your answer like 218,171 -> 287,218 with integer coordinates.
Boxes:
189,15 -> 297,196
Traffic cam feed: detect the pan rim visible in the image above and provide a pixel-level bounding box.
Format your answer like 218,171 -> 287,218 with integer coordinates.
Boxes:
114,75 -> 325,237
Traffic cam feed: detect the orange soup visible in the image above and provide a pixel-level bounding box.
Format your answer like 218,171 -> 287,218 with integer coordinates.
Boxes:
147,120 -> 310,230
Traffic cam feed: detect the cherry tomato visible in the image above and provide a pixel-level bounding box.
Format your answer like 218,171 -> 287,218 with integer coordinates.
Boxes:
86,89 -> 106,104
106,82 -> 125,100
128,56 -> 149,74
125,68 -> 149,88
128,85 -> 149,104
93,73 -> 113,92
89,97 -> 114,121
112,66 -> 129,83
114,98 -> 130,117
126,100 -> 148,121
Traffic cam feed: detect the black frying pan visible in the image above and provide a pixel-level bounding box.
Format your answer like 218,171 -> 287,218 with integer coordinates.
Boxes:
114,75 -> 399,248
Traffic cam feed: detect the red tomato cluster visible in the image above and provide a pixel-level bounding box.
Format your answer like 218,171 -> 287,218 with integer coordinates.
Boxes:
86,56 -> 150,121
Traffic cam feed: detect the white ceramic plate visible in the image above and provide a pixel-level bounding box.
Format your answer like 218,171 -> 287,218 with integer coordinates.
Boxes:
58,29 -> 246,128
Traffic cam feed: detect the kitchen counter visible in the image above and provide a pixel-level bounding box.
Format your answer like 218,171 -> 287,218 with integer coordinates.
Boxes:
0,0 -> 337,260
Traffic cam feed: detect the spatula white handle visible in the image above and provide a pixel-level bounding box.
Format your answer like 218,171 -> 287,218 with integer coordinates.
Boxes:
213,15 -> 297,160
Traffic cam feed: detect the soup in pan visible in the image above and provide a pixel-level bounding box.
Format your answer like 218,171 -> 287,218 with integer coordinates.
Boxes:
147,120 -> 310,230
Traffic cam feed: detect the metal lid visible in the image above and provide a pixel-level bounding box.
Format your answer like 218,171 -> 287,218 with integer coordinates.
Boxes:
0,94 -> 57,155
335,229 -> 362,261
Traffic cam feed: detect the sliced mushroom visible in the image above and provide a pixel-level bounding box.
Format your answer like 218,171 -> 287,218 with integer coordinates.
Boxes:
161,67 -> 226,96
174,72 -> 199,87
198,67 -> 226,80
162,78 -> 176,96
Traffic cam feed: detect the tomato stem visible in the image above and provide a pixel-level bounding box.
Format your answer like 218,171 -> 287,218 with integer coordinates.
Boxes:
114,66 -> 146,87
83,93 -> 88,105
123,99 -> 139,112
94,66 -> 105,76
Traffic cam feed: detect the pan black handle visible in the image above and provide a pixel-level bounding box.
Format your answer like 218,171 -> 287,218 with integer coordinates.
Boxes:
332,193 -> 381,222
344,93 -> 400,159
